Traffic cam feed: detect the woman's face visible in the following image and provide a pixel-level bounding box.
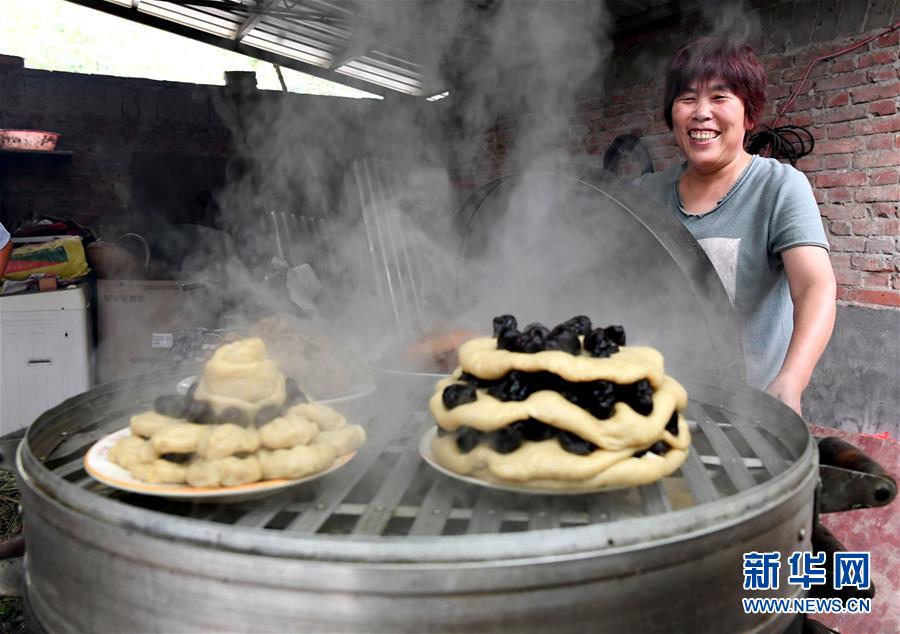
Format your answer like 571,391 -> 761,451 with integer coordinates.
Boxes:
670,77 -> 752,174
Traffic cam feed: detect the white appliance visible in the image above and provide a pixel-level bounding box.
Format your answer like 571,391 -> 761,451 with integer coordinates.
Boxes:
0,285 -> 92,435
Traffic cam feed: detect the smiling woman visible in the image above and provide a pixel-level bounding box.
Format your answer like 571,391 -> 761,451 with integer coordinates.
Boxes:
634,37 -> 837,418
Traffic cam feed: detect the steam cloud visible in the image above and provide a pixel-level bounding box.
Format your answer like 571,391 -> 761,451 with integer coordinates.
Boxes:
199,0 -> 739,404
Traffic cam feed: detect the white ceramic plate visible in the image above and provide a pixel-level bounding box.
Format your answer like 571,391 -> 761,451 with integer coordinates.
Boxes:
84,427 -> 356,503
418,427 -> 628,496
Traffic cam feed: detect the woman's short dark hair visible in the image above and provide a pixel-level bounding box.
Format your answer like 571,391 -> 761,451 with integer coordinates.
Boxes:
662,37 -> 767,130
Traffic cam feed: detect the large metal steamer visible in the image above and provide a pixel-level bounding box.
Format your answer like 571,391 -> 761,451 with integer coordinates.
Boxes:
19,172 -> 818,632
21,368 -> 815,633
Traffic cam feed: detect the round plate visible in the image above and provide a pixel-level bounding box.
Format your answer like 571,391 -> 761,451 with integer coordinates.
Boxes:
418,427 -> 625,496
85,427 -> 356,503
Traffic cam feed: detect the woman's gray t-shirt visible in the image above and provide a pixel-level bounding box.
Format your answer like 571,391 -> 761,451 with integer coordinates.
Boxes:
635,156 -> 829,388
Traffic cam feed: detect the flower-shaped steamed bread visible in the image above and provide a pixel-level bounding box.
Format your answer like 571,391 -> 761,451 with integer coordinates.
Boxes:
315,427 -> 366,456
285,402 -> 347,431
259,415 -> 319,450
108,435 -> 147,471
146,423 -> 207,458
130,459 -> 187,484
258,443 -> 337,480
194,338 -> 287,418
130,410 -> 182,439
186,455 -> 262,488
196,423 -> 261,460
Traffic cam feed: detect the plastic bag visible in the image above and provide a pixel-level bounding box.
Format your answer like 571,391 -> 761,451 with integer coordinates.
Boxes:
3,236 -> 91,281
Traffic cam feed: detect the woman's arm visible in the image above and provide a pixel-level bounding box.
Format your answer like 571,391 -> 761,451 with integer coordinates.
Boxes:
766,245 -> 837,415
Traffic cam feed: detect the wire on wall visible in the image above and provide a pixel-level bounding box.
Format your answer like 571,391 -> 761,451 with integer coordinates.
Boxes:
747,20 -> 899,165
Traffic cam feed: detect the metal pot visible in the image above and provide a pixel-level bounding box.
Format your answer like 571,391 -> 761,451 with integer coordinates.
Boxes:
19,366 -> 817,633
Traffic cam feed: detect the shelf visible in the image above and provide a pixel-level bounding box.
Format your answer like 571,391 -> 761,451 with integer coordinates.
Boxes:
0,148 -> 73,157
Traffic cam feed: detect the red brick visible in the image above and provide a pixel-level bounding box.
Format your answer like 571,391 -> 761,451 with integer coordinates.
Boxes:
865,237 -> 895,253
857,51 -> 895,70
824,154 -> 852,170
866,134 -> 897,150
830,235 -> 867,251
854,118 -> 900,134
839,288 -> 900,307
795,156 -> 823,172
832,58 -> 857,73
851,254 -> 895,272
860,272 -> 891,287
869,169 -> 899,185
814,138 -> 866,154
765,56 -> 786,71
834,269 -> 862,285
851,218 -> 900,235
874,30 -> 899,49
768,83 -> 791,99
814,72 -> 868,92
866,68 -> 898,83
825,93 -> 850,107
894,276 -> 900,290
810,125 -> 829,141
827,188 -> 853,202
869,100 -> 898,116
828,220 -> 852,235
826,122 -> 853,138
792,94 -> 824,110
788,113 -> 815,127
850,82 -> 900,104
816,172 -> 867,188
853,150 -> 900,168
872,202 -> 899,217
830,253 -> 852,269
821,106 -> 868,123
854,185 -> 900,202
819,204 -> 867,220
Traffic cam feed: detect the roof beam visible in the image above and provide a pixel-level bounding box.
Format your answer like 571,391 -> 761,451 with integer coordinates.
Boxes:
235,0 -> 271,40
62,0 -> 393,96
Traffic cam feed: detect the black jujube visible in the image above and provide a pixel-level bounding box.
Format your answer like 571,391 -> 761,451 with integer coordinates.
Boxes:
185,400 -> 216,424
154,394 -> 188,419
493,314 -> 518,337
665,411 -> 679,435
556,315 -> 593,337
546,328 -> 581,355
455,426 -> 481,453
557,430 -> 597,455
490,426 -> 523,454
584,328 -> 619,358
443,383 -> 477,409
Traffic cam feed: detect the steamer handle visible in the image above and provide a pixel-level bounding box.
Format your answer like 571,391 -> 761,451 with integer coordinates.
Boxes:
818,436 -> 893,478
816,437 -> 897,513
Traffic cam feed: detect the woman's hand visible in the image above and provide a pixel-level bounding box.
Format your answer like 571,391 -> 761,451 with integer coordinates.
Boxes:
766,373 -> 804,416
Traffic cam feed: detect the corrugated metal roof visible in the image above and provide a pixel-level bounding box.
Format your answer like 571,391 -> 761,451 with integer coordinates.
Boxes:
63,0 -> 685,98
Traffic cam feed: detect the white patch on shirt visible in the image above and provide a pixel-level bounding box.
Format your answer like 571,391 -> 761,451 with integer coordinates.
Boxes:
698,237 -> 740,305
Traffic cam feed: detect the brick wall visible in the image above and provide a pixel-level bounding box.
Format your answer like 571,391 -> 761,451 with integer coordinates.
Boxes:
453,1 -> 899,311
0,62 -> 374,239
0,63 -> 232,235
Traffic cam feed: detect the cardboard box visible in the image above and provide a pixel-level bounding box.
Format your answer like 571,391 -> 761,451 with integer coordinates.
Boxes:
96,279 -> 221,383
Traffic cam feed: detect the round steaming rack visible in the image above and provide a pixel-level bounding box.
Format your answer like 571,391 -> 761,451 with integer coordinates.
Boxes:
19,363 -> 816,633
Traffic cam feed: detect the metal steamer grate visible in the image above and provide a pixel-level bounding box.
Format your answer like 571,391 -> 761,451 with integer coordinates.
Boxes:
24,365 -> 812,548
